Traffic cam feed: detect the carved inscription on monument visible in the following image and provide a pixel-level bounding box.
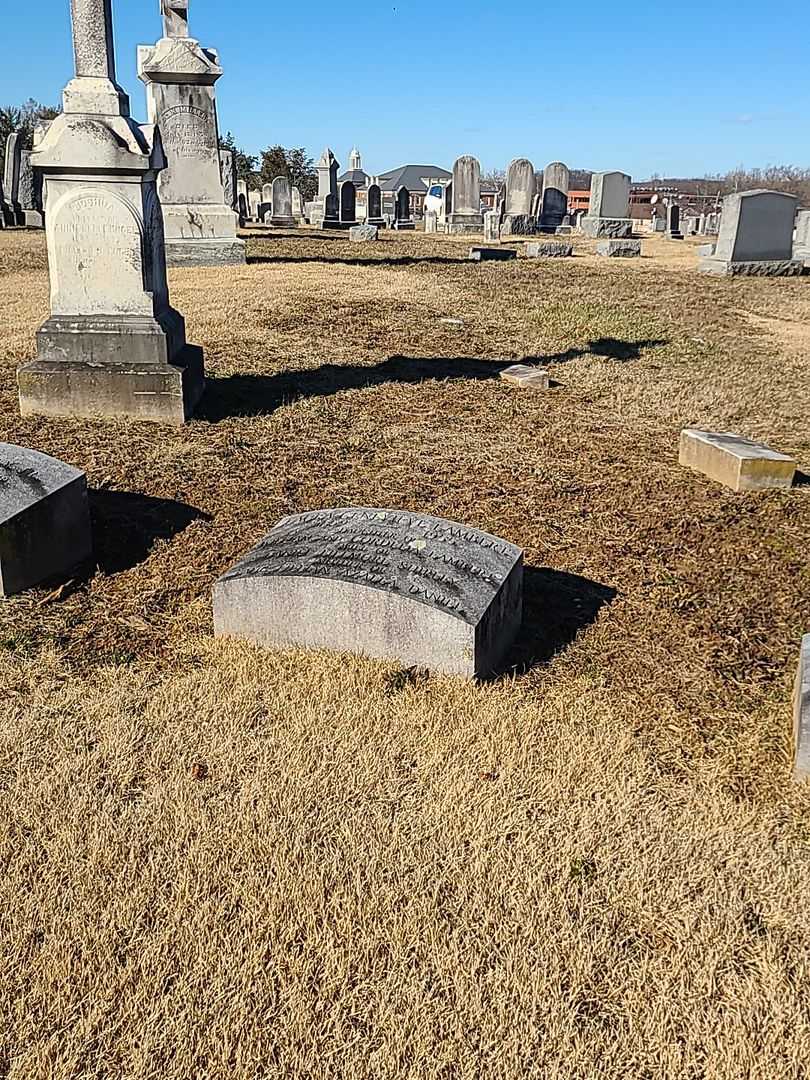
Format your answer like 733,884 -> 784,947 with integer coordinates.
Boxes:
51,190 -> 143,310
220,508 -> 522,624
160,105 -> 214,159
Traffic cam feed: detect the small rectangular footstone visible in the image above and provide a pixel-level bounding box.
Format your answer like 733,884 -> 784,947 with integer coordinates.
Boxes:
795,635 -> 810,781
526,242 -> 573,258
469,247 -> 517,262
679,428 -> 796,491
213,507 -> 524,679
596,239 -> 641,257
350,224 -> 378,242
0,443 -> 92,596
500,365 -> 550,389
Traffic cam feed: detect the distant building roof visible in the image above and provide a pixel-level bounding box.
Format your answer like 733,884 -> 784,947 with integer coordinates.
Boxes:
378,164 -> 452,193
338,168 -> 370,186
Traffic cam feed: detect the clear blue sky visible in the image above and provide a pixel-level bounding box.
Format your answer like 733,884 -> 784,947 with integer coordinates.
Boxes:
4,0 -> 809,179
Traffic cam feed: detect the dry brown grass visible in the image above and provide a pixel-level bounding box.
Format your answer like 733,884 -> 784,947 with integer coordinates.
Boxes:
1,226 -> 810,1078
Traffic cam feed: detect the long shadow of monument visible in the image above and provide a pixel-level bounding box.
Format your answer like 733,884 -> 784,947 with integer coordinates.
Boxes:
89,491 -> 211,574
199,339 -> 667,422
247,253 -> 469,268
500,566 -> 617,678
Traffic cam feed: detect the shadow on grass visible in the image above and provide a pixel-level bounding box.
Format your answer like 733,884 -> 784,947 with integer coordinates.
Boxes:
89,491 -> 210,574
502,566 -> 617,677
199,340 -> 667,422
246,254 -> 467,268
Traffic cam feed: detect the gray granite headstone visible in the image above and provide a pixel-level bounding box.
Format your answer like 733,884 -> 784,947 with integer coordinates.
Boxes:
700,190 -> 801,276
366,183 -> 383,226
393,186 -> 414,230
213,507 -> 524,678
596,239 -> 641,257
582,171 -> 632,237
339,181 -> 357,225
0,443 -> 92,596
540,161 -> 569,232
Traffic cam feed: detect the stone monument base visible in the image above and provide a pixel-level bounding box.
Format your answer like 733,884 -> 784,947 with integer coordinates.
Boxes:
165,237 -> 246,266
581,216 -> 633,238
270,215 -> 297,228
18,346 -> 205,425
502,215 -> 537,236
392,220 -> 415,231
699,258 -> 805,277
446,214 -> 485,235
20,210 -> 44,228
160,204 -> 246,266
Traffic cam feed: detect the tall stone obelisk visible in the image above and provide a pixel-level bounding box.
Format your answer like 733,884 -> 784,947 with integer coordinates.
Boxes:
17,0 -> 204,424
138,1 -> 245,266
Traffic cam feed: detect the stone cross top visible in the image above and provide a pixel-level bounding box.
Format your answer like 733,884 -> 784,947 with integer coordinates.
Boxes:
70,0 -> 117,80
161,0 -> 190,37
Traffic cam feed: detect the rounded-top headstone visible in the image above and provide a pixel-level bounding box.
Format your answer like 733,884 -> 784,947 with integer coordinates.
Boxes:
0,443 -> 92,597
505,158 -> 536,217
213,507 -> 524,678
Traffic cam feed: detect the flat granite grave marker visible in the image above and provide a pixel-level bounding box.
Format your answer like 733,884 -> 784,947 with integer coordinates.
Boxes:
526,241 -> 573,258
0,443 -> 92,597
213,508 -> 524,679
679,429 -> 796,491
596,239 -> 641,257
795,635 -> 810,781
469,247 -> 517,262
350,224 -> 378,242
700,190 -> 802,276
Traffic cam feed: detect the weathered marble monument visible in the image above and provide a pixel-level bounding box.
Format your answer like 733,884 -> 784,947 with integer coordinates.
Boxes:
17,149 -> 44,227
447,156 -> 484,235
699,191 -> 802,276
17,0 -> 205,424
270,176 -> 296,227
581,171 -> 632,238
310,148 -> 340,228
0,444 -> 92,597
501,158 -> 537,237
137,0 -> 245,265
213,508 -> 524,679
540,161 -> 570,233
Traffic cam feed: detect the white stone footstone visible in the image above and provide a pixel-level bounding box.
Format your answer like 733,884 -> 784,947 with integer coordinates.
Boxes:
0,444 -> 92,596
213,508 -> 524,679
500,365 -> 550,389
679,429 -> 796,491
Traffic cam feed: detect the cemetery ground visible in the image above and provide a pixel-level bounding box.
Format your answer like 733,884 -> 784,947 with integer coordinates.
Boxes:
1,224 -> 810,1078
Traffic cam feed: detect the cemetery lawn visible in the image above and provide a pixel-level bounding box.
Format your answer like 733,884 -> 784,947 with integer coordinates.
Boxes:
2,226 -> 810,1078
